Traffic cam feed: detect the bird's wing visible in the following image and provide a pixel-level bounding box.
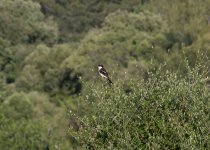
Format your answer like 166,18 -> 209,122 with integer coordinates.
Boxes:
99,68 -> 109,77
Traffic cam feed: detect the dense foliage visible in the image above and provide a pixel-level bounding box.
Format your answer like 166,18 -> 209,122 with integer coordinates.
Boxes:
0,0 -> 209,149
72,63 -> 210,149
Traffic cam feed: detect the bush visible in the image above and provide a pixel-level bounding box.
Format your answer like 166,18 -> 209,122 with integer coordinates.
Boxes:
0,114 -> 48,150
0,91 -> 72,149
70,63 -> 210,149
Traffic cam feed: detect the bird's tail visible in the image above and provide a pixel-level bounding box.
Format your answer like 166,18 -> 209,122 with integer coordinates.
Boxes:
107,77 -> 113,84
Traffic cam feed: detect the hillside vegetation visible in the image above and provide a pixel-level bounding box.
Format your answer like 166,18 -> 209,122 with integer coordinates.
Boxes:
0,0 -> 209,149
72,63 -> 209,149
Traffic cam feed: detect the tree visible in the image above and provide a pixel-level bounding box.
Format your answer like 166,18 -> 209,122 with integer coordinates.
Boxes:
0,91 -> 72,149
0,0 -> 58,45
34,0 -> 144,42
15,44 -> 82,95
0,114 -> 49,150
62,10 -> 170,84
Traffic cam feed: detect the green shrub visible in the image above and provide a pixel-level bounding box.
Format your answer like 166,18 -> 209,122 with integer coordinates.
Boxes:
0,91 -> 72,149
70,63 -> 210,149
0,114 -> 48,150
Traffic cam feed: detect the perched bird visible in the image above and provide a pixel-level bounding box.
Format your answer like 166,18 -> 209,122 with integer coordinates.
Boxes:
98,64 -> 113,84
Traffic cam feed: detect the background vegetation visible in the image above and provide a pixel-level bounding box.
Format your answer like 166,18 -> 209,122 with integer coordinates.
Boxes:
0,0 -> 209,149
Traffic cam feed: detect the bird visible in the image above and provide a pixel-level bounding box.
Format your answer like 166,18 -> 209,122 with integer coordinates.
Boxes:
98,64 -> 113,84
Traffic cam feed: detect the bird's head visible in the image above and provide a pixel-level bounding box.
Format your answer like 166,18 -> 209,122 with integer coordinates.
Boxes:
98,64 -> 103,69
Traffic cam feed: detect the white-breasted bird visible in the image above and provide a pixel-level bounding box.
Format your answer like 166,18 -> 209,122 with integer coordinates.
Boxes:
98,64 -> 113,84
